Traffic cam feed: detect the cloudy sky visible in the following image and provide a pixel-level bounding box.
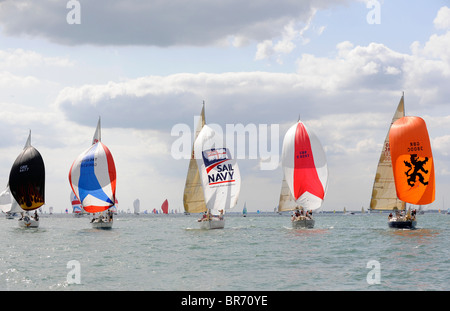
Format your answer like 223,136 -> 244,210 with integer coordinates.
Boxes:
0,0 -> 449,213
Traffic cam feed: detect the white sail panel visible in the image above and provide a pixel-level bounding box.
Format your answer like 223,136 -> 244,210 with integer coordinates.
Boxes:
194,125 -> 241,215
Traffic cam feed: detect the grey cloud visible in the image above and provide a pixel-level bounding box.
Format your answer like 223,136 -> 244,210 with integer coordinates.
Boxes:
0,0 -> 347,46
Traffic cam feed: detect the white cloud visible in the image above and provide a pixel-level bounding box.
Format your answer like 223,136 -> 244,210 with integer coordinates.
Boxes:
0,48 -> 73,69
433,6 -> 450,30
254,11 -> 316,63
433,135 -> 450,156
295,41 -> 407,91
0,71 -> 39,87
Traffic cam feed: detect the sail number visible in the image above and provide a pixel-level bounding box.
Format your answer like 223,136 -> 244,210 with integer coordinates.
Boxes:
19,165 -> 29,172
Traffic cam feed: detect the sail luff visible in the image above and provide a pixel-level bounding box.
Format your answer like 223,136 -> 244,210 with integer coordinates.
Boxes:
370,95 -> 406,211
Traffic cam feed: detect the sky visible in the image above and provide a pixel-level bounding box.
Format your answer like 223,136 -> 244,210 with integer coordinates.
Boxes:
0,0 -> 449,213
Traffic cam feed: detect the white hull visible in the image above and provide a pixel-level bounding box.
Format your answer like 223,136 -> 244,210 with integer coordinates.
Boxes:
198,218 -> 225,230
292,218 -> 315,229
18,217 -> 39,228
91,219 -> 113,229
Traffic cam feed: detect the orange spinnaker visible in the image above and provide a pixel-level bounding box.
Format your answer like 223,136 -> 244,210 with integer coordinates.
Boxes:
389,116 -> 435,205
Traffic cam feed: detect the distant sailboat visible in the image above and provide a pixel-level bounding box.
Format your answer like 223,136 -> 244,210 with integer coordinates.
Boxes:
279,120 -> 328,229
183,102 -> 241,229
161,199 -> 169,214
242,203 -> 247,217
71,190 -> 84,217
133,199 -> 140,215
0,185 -> 22,219
9,131 -> 45,228
69,117 -> 117,229
370,94 -> 435,229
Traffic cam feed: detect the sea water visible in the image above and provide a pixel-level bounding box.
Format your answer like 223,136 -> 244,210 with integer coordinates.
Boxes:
0,212 -> 448,291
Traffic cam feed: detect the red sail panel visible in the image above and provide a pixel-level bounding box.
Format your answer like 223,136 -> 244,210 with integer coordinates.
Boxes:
389,116 -> 435,205
293,122 -> 325,201
161,199 -> 169,214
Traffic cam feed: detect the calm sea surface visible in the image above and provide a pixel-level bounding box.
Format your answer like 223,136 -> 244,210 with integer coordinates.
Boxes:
0,212 -> 448,291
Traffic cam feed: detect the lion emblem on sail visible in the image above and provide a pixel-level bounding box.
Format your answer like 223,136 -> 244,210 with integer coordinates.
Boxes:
403,154 -> 429,187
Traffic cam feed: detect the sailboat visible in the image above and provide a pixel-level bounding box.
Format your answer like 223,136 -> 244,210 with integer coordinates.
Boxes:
183,102 -> 241,229
0,186 -> 22,219
279,120 -> 328,229
370,94 -> 435,229
133,198 -> 140,215
242,202 -> 247,217
69,117 -> 117,229
71,190 -> 84,217
161,199 -> 169,214
8,131 -> 45,228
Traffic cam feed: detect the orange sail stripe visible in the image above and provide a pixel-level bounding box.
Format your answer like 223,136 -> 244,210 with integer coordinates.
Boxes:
389,116 -> 435,205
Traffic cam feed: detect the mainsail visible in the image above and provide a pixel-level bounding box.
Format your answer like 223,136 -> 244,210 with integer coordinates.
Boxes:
183,103 -> 207,214
389,116 -> 435,205
281,121 -> 328,211
194,125 -> 241,215
69,117 -> 117,213
8,131 -> 45,211
370,95 -> 406,210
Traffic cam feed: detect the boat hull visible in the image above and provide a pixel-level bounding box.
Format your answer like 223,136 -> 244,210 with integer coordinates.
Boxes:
388,219 -> 416,229
199,218 -> 225,230
18,217 -> 39,228
292,218 -> 315,229
91,219 -> 113,229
